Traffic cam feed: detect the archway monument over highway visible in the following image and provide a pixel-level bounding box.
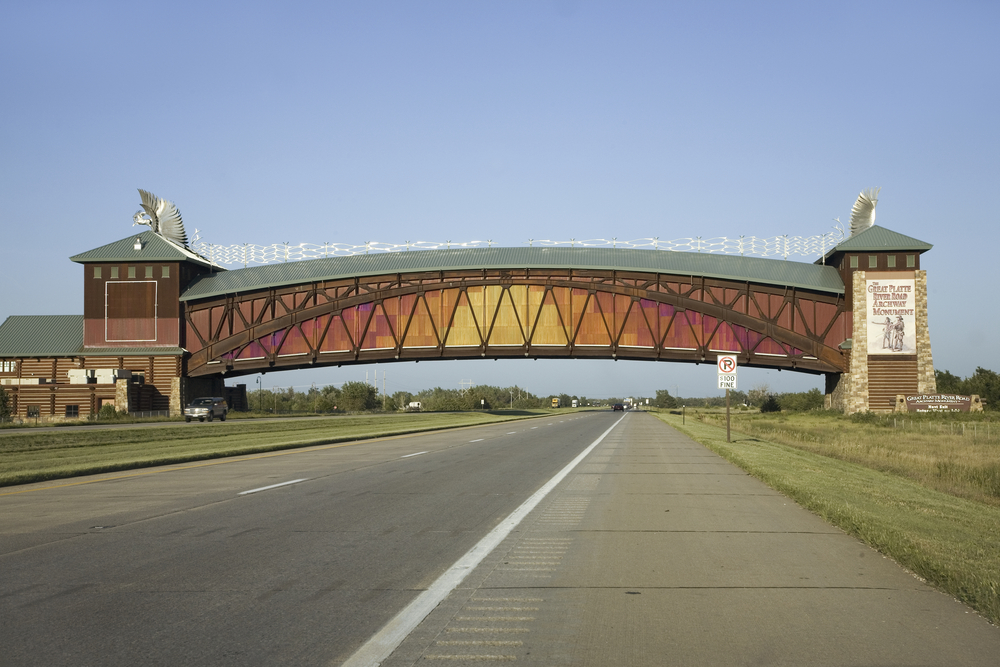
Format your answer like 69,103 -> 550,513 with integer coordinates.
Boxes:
0,209 -> 936,421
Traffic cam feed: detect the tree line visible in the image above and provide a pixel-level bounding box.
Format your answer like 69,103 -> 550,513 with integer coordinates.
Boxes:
935,367 -> 999,411
245,382 -> 595,414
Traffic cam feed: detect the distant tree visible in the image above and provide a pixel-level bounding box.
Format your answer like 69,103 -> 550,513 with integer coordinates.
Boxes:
933,367 -> 999,411
0,386 -> 10,422
390,390 -> 413,411
654,389 -> 677,409
935,369 -> 965,394
778,388 -> 824,411
966,367 -> 1000,412
759,394 -> 782,413
747,384 -> 770,408
340,381 -> 379,411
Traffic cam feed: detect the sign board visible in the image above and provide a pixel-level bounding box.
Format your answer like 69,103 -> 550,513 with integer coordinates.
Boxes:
866,277 -> 916,355
718,374 -> 738,390
717,354 -> 737,389
905,394 -> 973,413
717,355 -> 737,374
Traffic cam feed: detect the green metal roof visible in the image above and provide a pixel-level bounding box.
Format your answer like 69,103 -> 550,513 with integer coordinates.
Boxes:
181,246 -> 846,302
830,225 -> 932,253
0,316 -> 183,357
70,231 -> 217,267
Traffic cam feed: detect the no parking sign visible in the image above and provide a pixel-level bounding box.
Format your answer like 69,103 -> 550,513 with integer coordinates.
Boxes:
717,354 -> 738,389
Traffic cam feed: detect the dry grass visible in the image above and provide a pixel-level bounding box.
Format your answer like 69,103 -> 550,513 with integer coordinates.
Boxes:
697,411 -> 1000,506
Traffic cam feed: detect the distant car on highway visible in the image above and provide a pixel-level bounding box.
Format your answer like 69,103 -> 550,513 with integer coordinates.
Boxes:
184,397 -> 228,422
613,403 -> 625,411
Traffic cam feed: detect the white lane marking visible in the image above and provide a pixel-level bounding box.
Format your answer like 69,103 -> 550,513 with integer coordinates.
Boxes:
401,451 -> 428,458
530,427 -> 538,429
238,479 -> 307,495
470,438 -> 484,443
341,413 -> 628,667
506,431 -> 516,435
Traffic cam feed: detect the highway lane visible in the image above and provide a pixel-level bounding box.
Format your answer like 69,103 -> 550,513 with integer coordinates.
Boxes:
0,412 -> 616,666
382,412 -> 1000,666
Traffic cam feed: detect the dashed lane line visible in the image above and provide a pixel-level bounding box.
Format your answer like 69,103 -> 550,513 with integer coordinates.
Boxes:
339,413 -> 628,667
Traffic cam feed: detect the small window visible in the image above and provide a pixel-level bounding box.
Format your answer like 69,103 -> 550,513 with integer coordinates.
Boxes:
849,256 -> 858,269
128,266 -> 136,279
887,255 -> 896,268
65,405 -> 79,418
144,266 -> 153,279
110,267 -> 119,279
93,267 -> 102,279
161,265 -> 170,279
27,406 -> 40,418
906,254 -> 915,268
868,255 -> 878,268
1,361 -> 14,372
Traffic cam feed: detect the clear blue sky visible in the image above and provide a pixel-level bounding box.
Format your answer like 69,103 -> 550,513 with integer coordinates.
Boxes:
2,1 -> 997,399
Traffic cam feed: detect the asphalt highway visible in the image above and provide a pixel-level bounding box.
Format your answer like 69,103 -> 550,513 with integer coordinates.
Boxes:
2,411 -> 999,666
0,412 -> 609,666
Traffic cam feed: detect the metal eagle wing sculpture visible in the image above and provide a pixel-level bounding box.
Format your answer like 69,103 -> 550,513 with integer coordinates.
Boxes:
849,187 -> 880,237
133,189 -> 188,247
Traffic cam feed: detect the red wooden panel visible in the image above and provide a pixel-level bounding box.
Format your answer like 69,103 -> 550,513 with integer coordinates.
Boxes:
797,299 -> 815,337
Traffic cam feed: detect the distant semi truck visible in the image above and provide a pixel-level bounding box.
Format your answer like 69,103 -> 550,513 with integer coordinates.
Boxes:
571,399 -> 578,408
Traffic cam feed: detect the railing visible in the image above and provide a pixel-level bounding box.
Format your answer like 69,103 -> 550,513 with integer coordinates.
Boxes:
190,231 -> 846,267
128,410 -> 171,419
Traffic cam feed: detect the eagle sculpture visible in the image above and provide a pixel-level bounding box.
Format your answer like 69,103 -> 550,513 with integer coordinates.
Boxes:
849,187 -> 880,237
133,189 -> 188,247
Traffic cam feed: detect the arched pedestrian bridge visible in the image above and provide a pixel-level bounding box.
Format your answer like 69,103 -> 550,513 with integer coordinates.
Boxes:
179,247 -> 851,378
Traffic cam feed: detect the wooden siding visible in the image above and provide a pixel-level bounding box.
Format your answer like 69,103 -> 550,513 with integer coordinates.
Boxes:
82,262 -> 182,348
868,355 -> 919,412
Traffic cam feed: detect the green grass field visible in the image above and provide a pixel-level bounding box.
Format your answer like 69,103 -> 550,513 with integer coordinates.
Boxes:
0,410 -> 551,488
655,410 -> 1000,626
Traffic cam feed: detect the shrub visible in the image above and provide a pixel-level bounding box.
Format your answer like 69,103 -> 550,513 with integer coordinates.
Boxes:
759,395 -> 782,413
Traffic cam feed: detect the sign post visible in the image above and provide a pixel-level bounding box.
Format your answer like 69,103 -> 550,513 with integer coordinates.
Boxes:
717,355 -> 738,443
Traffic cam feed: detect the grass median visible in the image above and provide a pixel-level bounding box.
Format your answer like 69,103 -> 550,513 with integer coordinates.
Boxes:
654,410 -> 1000,626
0,410 -> 551,488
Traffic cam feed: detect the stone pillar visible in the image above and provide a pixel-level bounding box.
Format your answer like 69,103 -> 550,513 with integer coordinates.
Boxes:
844,270 -> 869,414
914,270 -> 936,394
824,371 -> 850,412
169,377 -> 182,417
115,379 -> 131,414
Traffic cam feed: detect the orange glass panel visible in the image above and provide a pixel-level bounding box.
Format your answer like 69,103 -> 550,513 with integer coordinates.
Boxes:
619,300 -> 654,348
569,289 -> 590,338
525,285 -> 546,335
402,294 -> 440,348
322,314 -> 354,352
755,337 -> 787,356
707,320 -> 740,352
236,341 -> 267,359
530,290 -> 568,345
357,302 -> 396,350
662,311 -> 700,349
278,325 -> 309,355
443,290 -> 482,347
487,288 -> 527,346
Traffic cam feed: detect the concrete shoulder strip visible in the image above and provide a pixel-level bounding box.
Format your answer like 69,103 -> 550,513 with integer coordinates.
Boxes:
339,413 -> 628,667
